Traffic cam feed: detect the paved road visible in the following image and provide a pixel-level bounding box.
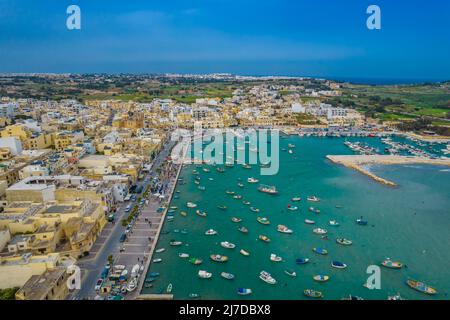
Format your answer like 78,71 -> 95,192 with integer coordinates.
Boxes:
69,139 -> 177,299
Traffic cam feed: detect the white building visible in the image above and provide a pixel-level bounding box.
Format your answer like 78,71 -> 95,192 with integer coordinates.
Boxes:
0,103 -> 17,118
0,137 -> 23,155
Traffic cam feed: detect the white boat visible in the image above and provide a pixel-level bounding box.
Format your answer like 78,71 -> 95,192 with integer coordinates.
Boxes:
155,248 -> 165,253
220,272 -> 235,280
220,241 -> 236,249
152,258 -> 162,263
247,177 -> 259,183
198,270 -> 212,279
259,271 -> 277,284
126,278 -> 137,292
329,220 -> 340,226
240,249 -> 250,256
336,238 -> 352,246
304,219 -> 316,224
313,228 -> 328,235
178,253 -> 190,258
270,253 -> 282,262
277,224 -> 293,234
205,229 -> 218,235
186,202 -> 197,208
291,197 -> 301,202
307,196 -> 320,202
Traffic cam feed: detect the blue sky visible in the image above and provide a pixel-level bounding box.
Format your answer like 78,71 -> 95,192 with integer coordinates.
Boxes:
0,0 -> 449,80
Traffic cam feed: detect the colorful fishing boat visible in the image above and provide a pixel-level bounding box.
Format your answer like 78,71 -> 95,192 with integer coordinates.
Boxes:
259,271 -> 277,284
277,224 -> 293,234
258,235 -> 270,242
406,279 -> 437,295
257,217 -> 270,225
250,207 -> 260,212
210,254 -> 228,262
196,210 -> 207,217
188,258 -> 202,265
381,259 -> 403,269
304,289 -> 323,298
313,275 -> 330,282
312,247 -> 328,255
231,217 -> 242,223
287,204 -> 298,211
258,184 -> 278,195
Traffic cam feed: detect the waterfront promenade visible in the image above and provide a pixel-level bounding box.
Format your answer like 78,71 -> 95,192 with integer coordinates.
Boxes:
327,154 -> 450,186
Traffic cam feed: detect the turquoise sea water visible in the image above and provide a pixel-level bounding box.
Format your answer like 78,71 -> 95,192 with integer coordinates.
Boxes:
143,136 -> 450,300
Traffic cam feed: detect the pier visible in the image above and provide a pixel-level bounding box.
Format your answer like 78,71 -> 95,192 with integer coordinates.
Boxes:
327,155 -> 450,186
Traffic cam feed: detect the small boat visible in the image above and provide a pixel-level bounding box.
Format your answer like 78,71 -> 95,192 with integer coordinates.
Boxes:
148,272 -> 159,277
237,288 -> 252,295
152,258 -> 162,263
144,283 -> 153,288
309,207 -> 321,213
284,269 -> 297,277
258,235 -> 270,242
237,183 -> 244,188
250,207 -> 260,213
194,180 -> 200,185
304,289 -> 323,298
296,258 -> 310,265
126,278 -> 138,292
277,224 -> 293,234
221,241 -> 236,249
257,217 -> 270,225
331,261 -> 347,269
291,197 -> 302,202
205,229 -> 217,235
242,164 -> 252,169
198,270 -> 212,279
169,240 -> 183,246
406,279 -> 437,295
155,248 -> 165,253
196,210 -> 207,217
243,201 -> 251,205
240,249 -> 250,256
225,190 -> 235,195
307,196 -> 320,202
247,177 -> 259,183
202,168 -> 210,172
313,275 -> 330,282
387,294 -> 405,300
313,228 -> 328,235
197,186 -> 206,191
178,253 -> 189,258
233,195 -> 242,199
270,253 -> 282,262
258,184 -> 278,195
329,220 -> 340,226
238,226 -> 248,233
336,238 -> 352,246
312,247 -> 328,255
288,149 -> 293,154
286,204 -> 298,211
288,143 -> 295,148
186,202 -> 197,208
381,259 -> 403,269
304,219 -> 315,225
189,293 -> 200,299
166,283 -> 173,293
189,258 -> 202,265
210,254 -> 228,262
180,211 -> 187,217
220,272 -> 235,280
259,271 -> 277,285
170,206 -> 178,210
231,217 -> 242,223
356,217 -> 368,225
216,167 -> 225,173
217,205 -> 227,210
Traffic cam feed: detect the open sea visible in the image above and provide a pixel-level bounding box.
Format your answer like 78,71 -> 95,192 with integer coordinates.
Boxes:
142,135 -> 450,300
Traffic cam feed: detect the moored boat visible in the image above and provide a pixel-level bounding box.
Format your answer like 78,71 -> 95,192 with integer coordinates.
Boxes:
284,269 -> 297,277
259,271 -> 277,285
237,288 -> 252,295
291,197 -> 301,202
180,211 -> 187,217
205,229 -> 217,235
258,184 -> 278,195
313,275 -> 330,282
196,210 -> 207,217
220,241 -> 236,249
307,196 -> 320,202
198,270 -> 212,279
188,257 -> 202,265
250,206 -> 260,212
287,204 -> 298,211
270,253 -> 282,262
217,205 -> 227,210
312,247 -> 328,255
247,177 -> 259,183
231,217 -> 242,223
304,289 -> 323,298
406,279 -> 437,295
238,226 -> 248,233
329,220 -> 340,226
178,253 -> 189,258
277,224 -> 293,234
381,259 -> 403,269
331,261 -> 347,269
296,258 -> 310,265
336,238 -> 352,246
166,283 -> 173,293
210,254 -> 228,262
155,248 -> 165,253
257,217 -> 270,225
313,228 -> 327,235
356,217 -> 368,225
220,272 -> 235,280
186,202 -> 197,208
169,240 -> 183,246
304,219 -> 315,224
258,235 -> 270,242
240,249 -> 250,256
309,207 -> 321,213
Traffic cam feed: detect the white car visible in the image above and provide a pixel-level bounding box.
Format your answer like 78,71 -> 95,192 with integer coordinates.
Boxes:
94,278 -> 103,291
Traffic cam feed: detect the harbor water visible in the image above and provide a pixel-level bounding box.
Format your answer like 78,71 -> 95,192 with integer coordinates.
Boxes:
142,136 -> 450,300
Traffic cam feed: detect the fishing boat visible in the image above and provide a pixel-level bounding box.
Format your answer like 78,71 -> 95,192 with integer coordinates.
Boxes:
304,219 -> 316,224
307,196 -> 320,202
259,271 -> 277,285
166,283 -> 173,293
296,258 -> 310,265
186,202 -> 197,208
258,235 -> 270,242
221,241 -> 236,249
189,293 -> 200,299
197,186 -> 206,191
313,275 -> 330,282
381,259 -> 403,269
238,226 -> 248,233
286,204 -> 298,211
312,247 -> 328,255
196,210 -> 207,217
243,201 -> 251,205
309,207 -> 321,213
288,143 -> 296,148
356,217 -> 368,225
216,167 -> 225,173
291,197 -> 301,202
169,240 -> 183,246
237,183 -> 244,188
233,195 -> 243,199
284,269 -> 297,277
189,258 -> 202,265
198,270 -> 212,279
210,254 -> 228,262
247,177 -> 259,183
304,289 -> 323,298
202,168 -> 210,173
240,249 -> 250,256
231,217 -> 242,223
194,180 -> 200,185
180,211 -> 187,217
277,224 -> 293,234
336,238 -> 352,246
270,253 -> 282,262
225,190 -> 235,195
178,253 -> 189,259
258,184 -> 278,195
257,217 -> 270,225
217,205 -> 227,210
155,248 -> 165,253
313,228 -> 328,235
406,279 -> 437,295
152,258 -> 162,263
329,220 -> 340,226
331,261 -> 347,269
148,272 -> 160,277
220,272 -> 235,280
237,288 -> 252,295
205,229 -> 217,235
249,207 -> 260,212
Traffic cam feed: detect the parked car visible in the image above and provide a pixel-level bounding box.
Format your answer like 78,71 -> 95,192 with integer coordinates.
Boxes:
119,234 -> 127,242
94,279 -> 103,291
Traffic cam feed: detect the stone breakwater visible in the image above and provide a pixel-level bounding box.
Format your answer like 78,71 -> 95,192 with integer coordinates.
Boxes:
326,155 -> 450,186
